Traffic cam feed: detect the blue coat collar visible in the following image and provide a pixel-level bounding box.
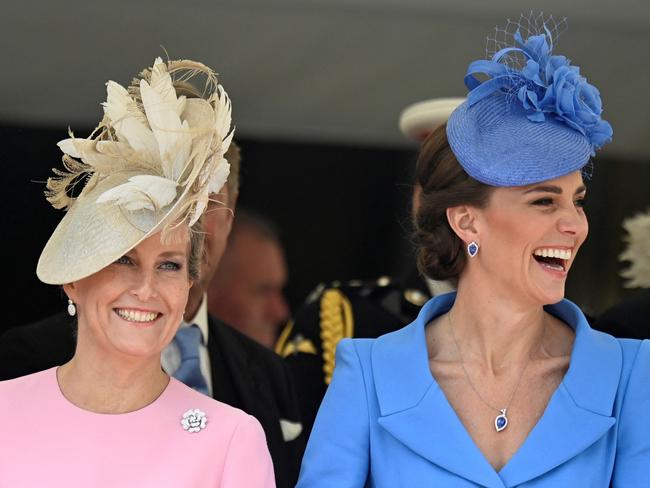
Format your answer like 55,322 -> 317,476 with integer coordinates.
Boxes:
372,292 -> 621,487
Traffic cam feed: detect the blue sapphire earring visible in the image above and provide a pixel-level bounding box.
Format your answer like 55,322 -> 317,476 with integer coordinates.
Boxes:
467,241 -> 479,257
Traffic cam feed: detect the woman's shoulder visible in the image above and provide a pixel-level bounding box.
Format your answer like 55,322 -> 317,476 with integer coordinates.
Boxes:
335,320 -> 424,380
617,338 -> 649,379
165,377 -> 264,433
334,318 -> 424,373
338,337 -> 376,355
581,328 -> 648,387
0,366 -> 54,386
593,337 -> 650,414
0,367 -> 56,408
340,318 -> 421,352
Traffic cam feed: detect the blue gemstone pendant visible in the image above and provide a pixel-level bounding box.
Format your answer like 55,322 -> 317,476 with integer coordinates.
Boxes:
495,409 -> 508,432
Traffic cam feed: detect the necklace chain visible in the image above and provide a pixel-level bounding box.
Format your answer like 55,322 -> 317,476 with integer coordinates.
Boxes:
447,311 -> 543,415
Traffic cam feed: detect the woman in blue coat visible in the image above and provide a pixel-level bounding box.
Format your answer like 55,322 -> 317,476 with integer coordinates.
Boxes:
297,16 -> 650,488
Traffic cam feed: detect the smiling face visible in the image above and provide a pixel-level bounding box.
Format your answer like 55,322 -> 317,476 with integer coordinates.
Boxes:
469,171 -> 588,306
64,225 -> 193,361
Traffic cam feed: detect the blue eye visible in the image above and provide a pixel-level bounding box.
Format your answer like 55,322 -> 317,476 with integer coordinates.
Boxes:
160,261 -> 182,271
114,255 -> 132,265
575,197 -> 587,208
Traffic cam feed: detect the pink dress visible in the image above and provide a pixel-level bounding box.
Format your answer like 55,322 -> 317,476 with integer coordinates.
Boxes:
0,368 -> 275,487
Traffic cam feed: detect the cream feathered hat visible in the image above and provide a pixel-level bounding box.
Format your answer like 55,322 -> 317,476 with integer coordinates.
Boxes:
37,57 -> 233,285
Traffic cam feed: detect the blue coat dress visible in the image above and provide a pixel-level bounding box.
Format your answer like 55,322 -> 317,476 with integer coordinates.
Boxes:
297,293 -> 650,487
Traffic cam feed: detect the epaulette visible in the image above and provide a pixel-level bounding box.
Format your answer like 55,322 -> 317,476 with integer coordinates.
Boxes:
312,276 -> 401,299
319,288 -> 353,384
274,320 -> 318,357
329,276 -> 432,308
277,277 -> 395,381
276,275 -> 440,384
318,276 -> 422,383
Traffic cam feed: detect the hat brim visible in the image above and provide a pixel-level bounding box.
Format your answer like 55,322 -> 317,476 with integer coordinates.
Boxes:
37,171 -> 196,285
399,98 -> 465,141
446,95 -> 592,187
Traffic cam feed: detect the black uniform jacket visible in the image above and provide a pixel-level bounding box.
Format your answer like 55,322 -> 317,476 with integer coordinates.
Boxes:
0,312 -> 305,488
277,268 -> 434,436
593,289 -> 650,340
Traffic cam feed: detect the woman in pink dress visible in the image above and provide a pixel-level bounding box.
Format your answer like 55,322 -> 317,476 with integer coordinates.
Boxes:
0,58 -> 275,487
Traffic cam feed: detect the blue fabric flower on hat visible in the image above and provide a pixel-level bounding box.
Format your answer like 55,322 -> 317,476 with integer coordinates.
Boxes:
464,27 -> 613,154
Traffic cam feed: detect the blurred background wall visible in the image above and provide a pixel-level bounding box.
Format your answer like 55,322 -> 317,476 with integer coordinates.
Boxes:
1,0 -> 649,332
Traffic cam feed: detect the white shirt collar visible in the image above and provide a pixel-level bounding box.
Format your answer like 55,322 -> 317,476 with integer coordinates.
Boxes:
425,278 -> 455,297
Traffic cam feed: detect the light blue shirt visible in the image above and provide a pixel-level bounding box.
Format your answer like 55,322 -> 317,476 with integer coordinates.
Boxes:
161,296 -> 212,396
297,293 -> 650,487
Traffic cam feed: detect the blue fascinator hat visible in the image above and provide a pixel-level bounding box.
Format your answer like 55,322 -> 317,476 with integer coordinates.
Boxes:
447,14 -> 613,187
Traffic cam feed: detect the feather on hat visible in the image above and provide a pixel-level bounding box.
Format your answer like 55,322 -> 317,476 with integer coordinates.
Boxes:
37,57 -> 233,284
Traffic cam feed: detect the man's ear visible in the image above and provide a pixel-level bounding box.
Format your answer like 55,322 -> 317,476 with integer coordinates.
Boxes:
224,191 -> 239,236
446,205 -> 480,246
228,190 -> 239,213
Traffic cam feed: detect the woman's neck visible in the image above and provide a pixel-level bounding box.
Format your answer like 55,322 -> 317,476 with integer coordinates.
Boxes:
449,279 -> 549,373
57,348 -> 169,414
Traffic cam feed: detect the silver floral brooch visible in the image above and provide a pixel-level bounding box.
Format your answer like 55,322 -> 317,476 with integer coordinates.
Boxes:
181,409 -> 208,433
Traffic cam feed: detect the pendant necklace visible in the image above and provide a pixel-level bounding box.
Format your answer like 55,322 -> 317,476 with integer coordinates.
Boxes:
447,312 -> 543,433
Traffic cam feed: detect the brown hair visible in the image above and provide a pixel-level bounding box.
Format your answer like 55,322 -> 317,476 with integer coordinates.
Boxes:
223,142 -> 241,202
188,221 -> 204,282
413,124 -> 494,281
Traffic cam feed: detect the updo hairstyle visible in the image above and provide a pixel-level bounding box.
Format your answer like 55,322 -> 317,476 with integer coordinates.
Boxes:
413,124 -> 494,281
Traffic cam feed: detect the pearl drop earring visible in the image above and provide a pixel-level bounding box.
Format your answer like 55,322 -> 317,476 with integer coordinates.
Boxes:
67,299 -> 76,317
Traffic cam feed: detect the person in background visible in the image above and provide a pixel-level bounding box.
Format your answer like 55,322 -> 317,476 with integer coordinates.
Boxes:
0,56 -> 275,487
297,15 -> 649,486
594,207 -> 650,339
207,209 -> 290,349
0,66 -> 303,488
276,97 -> 462,435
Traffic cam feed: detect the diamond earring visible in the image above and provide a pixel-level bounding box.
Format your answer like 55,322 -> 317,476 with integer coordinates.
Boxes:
67,299 -> 77,317
467,241 -> 479,257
